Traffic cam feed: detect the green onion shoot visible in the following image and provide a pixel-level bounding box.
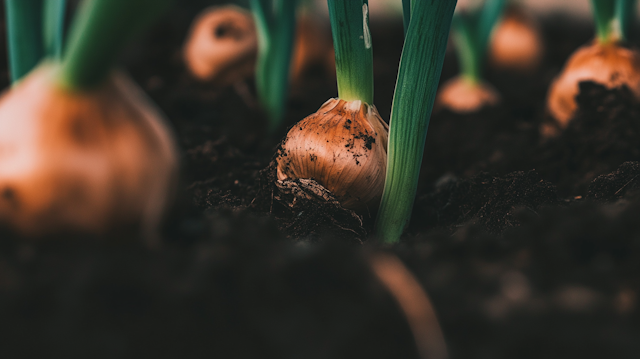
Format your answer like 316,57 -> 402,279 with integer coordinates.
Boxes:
250,0 -> 299,133
436,0 -> 506,114
5,0 -> 66,83
43,0 -> 67,60
375,0 -> 457,244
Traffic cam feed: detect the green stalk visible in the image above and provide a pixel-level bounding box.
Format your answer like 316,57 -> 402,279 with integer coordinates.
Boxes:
476,0 -> 507,60
614,0 -> 637,42
450,0 -> 506,83
591,0 -> 617,43
43,0 -> 67,59
250,0 -> 298,133
5,0 -> 44,83
451,16 -> 480,83
327,0 -> 373,104
58,0 -> 172,91
402,0 -> 411,37
375,0 -> 457,244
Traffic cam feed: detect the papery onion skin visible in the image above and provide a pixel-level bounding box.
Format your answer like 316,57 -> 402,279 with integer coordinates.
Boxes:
183,6 -> 257,86
276,98 -> 388,211
0,64 -> 179,238
489,7 -> 544,72
436,76 -> 500,114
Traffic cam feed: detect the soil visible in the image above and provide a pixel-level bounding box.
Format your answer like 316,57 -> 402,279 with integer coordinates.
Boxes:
2,3 -> 640,359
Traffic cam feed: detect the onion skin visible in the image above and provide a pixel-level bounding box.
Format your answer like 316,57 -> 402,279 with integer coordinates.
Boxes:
436,76 -> 500,114
184,8 -> 334,88
0,64 -> 179,238
546,42 -> 640,128
183,6 -> 257,86
489,7 -> 544,72
276,98 -> 388,211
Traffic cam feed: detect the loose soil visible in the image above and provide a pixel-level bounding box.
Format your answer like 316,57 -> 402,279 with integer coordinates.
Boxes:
1,3 -> 640,358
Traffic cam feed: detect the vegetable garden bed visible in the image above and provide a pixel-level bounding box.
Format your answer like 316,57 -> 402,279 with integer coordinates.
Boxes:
1,1 -> 640,358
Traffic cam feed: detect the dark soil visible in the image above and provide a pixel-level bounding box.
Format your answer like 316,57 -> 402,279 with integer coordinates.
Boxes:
2,2 -> 640,358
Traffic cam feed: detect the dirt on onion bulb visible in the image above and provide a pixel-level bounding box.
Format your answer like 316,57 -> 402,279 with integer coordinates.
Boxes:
546,42 -> 640,128
276,98 -> 388,211
0,64 -> 179,238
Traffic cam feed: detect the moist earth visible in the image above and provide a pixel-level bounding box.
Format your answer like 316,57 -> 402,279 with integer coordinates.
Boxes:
1,3 -> 640,359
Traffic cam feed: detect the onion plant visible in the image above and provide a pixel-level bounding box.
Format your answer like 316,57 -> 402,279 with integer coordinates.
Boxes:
546,0 -> 639,130
275,0 -> 389,211
4,0 -> 66,83
435,0 -> 506,114
375,0 -> 458,244
0,0 -> 178,239
249,0 -> 299,133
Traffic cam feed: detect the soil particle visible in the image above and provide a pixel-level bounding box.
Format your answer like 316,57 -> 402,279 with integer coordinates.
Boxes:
354,132 -> 376,150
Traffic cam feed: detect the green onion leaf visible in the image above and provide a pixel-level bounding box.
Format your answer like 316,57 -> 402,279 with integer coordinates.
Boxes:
5,0 -> 44,83
450,0 -> 506,83
375,0 -> 457,244
402,0 -> 411,37
43,0 -> 66,60
477,0 -> 507,60
327,0 -> 373,104
451,15 -> 480,83
592,0 -> 617,43
615,0 -> 637,42
58,0 -> 172,91
250,0 -> 299,133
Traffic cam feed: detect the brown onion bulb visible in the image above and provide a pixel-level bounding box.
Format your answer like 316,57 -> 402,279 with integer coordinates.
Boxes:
276,98 -> 388,211
546,41 -> 640,128
0,64 -> 179,238
184,8 -> 335,89
489,7 -> 544,72
183,6 -> 257,87
436,76 -> 500,114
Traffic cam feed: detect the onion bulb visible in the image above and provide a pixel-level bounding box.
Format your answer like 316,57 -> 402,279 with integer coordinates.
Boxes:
276,98 -> 388,211
436,76 -> 500,114
0,64 -> 179,238
546,42 -> 640,128
489,7 -> 544,72
184,7 -> 334,88
183,5 -> 257,87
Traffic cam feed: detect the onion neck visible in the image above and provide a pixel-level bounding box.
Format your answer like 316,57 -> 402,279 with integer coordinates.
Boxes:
328,0 -> 374,105
57,0 -> 171,91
